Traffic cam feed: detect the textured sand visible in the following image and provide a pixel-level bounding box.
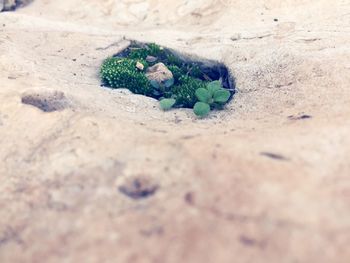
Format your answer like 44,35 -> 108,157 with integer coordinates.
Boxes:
1,0 -> 350,262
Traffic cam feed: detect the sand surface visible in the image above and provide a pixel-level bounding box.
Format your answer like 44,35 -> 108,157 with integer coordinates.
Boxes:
1,0 -> 350,262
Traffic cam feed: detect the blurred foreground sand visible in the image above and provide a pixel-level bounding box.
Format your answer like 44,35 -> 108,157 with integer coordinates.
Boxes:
0,0 -> 350,262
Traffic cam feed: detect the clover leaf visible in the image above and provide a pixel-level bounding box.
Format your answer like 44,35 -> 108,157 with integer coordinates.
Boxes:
164,78 -> 174,88
207,80 -> 222,95
195,88 -> 211,103
213,89 -> 230,103
193,102 -> 210,117
159,98 -> 176,111
192,80 -> 231,118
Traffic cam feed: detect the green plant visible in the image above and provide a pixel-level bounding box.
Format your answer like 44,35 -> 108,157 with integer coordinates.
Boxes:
147,43 -> 163,57
129,43 -> 164,60
150,78 -> 175,98
166,53 -> 183,67
171,76 -> 207,108
193,80 -> 231,117
100,57 -> 152,96
188,64 -> 203,79
168,65 -> 184,81
129,48 -> 148,60
159,98 -> 176,111
193,102 -> 210,117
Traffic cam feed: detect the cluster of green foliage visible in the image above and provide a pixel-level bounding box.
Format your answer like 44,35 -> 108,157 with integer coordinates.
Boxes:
167,65 -> 183,81
160,80 -> 230,117
100,42 -> 231,118
100,57 -> 152,96
170,76 -> 207,108
129,43 -> 164,61
193,81 -> 231,117
128,43 -> 164,59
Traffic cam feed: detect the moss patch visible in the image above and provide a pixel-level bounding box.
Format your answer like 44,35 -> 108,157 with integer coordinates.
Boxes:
100,57 -> 153,96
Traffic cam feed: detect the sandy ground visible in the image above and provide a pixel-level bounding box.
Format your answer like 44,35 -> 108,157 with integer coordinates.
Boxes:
1,0 -> 350,262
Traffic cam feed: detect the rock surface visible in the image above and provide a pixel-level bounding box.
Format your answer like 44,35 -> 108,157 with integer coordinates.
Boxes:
0,0 -> 350,263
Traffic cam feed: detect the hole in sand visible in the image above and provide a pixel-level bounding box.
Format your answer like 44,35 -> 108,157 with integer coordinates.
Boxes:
100,41 -> 236,117
21,91 -> 68,112
114,41 -> 235,97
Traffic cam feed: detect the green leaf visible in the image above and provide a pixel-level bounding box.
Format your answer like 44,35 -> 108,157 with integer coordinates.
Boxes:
213,89 -> 230,103
195,88 -> 211,103
164,78 -> 174,88
207,81 -> 222,95
193,102 -> 210,117
150,80 -> 160,89
159,98 -> 176,111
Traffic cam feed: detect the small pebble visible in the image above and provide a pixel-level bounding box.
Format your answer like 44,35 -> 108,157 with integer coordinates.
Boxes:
146,55 -> 157,63
136,61 -> 145,71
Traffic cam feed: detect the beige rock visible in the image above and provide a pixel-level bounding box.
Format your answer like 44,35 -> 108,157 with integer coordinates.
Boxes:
146,55 -> 157,63
0,1 -> 350,263
145,62 -> 173,86
135,61 -> 144,71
